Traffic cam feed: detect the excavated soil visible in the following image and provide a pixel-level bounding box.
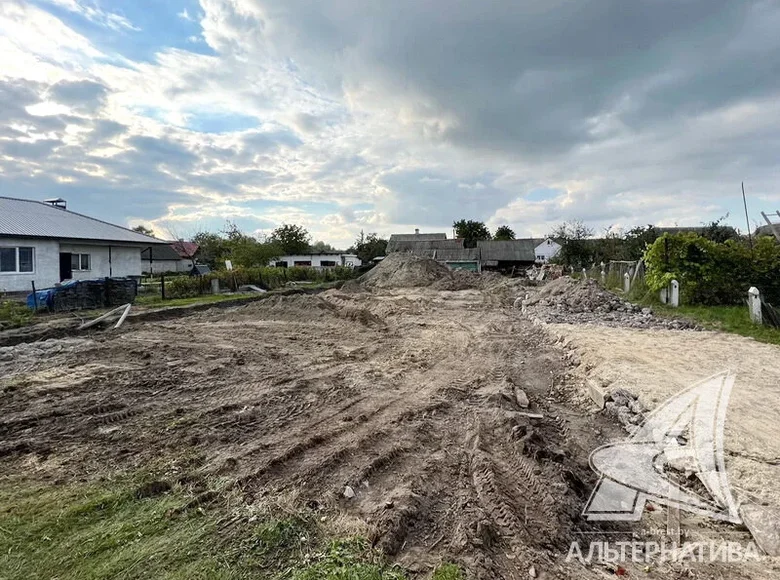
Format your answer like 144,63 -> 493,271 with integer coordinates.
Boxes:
0,279 -> 625,579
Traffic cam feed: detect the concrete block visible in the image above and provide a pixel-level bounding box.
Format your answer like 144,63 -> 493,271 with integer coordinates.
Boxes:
741,504 -> 780,556
587,378 -> 607,409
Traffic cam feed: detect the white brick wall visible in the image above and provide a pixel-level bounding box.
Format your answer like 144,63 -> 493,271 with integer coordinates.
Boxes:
0,238 -> 60,293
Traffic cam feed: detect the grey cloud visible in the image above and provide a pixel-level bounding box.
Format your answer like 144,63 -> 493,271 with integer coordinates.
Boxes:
48,79 -> 109,113
247,0 -> 769,155
379,169 -> 513,226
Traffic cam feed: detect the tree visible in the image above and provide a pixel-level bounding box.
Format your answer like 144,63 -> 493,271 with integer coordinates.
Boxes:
310,240 -> 340,253
549,219 -> 594,269
453,219 -> 491,248
132,225 -> 155,236
268,224 -> 311,255
493,225 -> 515,241
351,230 -> 387,263
191,231 -> 229,268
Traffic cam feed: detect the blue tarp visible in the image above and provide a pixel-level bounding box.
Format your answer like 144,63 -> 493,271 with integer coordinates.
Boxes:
26,280 -> 77,310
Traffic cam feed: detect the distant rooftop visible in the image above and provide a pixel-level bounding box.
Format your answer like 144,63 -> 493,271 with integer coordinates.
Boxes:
0,196 -> 166,245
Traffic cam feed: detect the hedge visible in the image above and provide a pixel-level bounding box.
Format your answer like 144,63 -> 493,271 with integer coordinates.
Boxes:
164,266 -> 356,299
644,234 -> 780,305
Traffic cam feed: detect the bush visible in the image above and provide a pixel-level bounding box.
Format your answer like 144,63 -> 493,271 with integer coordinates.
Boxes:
644,233 -> 780,305
0,300 -> 34,328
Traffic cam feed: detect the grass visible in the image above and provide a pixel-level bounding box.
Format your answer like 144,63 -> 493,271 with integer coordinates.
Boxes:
432,563 -> 465,580
0,300 -> 34,329
0,473 -> 414,580
652,303 -> 780,346
134,293 -> 259,308
622,278 -> 780,347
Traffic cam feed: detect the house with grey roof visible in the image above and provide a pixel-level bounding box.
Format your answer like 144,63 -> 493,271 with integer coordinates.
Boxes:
0,196 -> 168,293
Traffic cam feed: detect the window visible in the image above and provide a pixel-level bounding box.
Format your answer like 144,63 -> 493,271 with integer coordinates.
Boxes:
294,260 -> 311,267
71,253 -> 91,271
319,260 -> 337,267
0,247 -> 34,273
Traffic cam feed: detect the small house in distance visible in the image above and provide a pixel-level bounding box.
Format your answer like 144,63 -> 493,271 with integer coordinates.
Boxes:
0,196 -> 168,293
270,253 -> 362,268
141,241 -> 200,274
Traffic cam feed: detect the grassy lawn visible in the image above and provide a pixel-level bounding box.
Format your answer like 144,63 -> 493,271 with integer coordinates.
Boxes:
0,471 -> 454,580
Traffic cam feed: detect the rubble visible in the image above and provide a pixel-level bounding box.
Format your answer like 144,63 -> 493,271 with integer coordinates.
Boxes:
359,253 -> 454,289
523,277 -> 698,330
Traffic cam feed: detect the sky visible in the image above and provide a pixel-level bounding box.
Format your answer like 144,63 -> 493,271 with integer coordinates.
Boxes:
1,0 -> 779,248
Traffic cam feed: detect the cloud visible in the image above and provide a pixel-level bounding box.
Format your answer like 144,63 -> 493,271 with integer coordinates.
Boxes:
1,0 -> 780,250
40,0 -> 139,31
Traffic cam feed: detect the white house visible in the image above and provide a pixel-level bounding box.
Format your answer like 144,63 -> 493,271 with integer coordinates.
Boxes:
270,253 -> 362,268
0,196 -> 169,293
534,238 -> 562,263
141,241 -> 200,274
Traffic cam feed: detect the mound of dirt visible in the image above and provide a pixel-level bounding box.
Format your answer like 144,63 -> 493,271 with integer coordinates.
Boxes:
359,253 -> 453,289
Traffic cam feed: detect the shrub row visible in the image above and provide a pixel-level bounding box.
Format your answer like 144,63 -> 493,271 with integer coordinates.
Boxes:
644,234 -> 780,305
164,266 -> 356,299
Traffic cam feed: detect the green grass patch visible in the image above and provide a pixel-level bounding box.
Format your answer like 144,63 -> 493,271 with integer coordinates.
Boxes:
432,563 -> 465,580
134,293 -> 258,308
0,300 -> 34,329
651,303 -> 780,346
0,474 -> 412,580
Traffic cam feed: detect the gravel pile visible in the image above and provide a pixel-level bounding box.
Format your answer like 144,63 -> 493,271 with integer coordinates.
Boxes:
524,277 -> 697,330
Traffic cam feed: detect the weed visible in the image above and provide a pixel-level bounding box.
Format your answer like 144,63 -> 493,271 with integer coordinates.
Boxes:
432,563 -> 465,580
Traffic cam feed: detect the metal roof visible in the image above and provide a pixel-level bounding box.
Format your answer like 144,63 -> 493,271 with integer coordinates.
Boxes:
477,239 -> 540,262
0,196 -> 166,245
141,244 -> 184,261
387,232 -> 447,252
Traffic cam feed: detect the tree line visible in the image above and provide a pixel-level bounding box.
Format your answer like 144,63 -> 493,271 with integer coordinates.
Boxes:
133,222 -> 390,269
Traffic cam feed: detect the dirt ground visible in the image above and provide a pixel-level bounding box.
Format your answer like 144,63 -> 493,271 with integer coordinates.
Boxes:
2,260 -> 779,579
551,323 -> 780,514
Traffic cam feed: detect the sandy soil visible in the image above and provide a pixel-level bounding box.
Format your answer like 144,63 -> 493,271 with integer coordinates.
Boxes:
0,284 -> 620,579
550,324 -> 780,507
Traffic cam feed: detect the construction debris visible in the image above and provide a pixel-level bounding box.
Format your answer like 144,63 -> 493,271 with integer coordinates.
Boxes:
523,277 -> 698,329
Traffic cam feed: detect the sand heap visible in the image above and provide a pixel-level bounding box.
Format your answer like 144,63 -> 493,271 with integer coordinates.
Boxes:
358,253 -> 454,289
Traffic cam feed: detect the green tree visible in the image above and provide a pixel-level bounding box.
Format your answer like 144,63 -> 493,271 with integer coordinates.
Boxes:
310,240 -> 340,253
549,219 -> 594,269
132,225 -> 155,236
453,219 -> 491,248
493,225 -> 516,241
192,231 -> 230,268
268,224 -> 311,255
351,230 -> 387,263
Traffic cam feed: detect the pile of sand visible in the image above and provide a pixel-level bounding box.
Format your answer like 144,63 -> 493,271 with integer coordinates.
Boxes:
358,253 -> 454,289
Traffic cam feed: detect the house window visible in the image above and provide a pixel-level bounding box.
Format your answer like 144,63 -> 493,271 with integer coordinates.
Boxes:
293,261 -> 311,267
0,247 -> 34,273
71,253 -> 91,271
537,255 -> 545,261
319,260 -> 337,267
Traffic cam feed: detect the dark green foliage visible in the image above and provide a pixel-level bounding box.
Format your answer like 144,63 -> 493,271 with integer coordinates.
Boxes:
269,224 -> 312,255
453,219 -> 491,248
351,231 -> 388,263
493,225 -> 515,241
644,233 -> 780,305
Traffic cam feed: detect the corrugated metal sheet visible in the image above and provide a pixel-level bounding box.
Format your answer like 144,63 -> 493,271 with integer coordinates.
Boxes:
431,248 -> 480,262
0,196 -> 166,245
477,239 -> 539,262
